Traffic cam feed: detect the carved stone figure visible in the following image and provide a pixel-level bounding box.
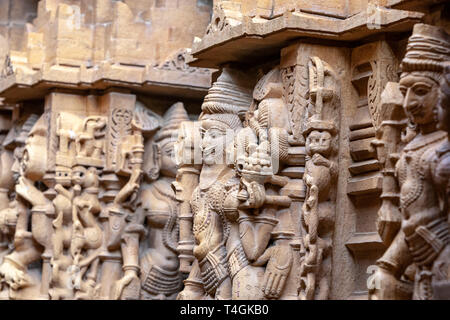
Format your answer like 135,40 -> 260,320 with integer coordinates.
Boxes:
136,102 -> 189,300
370,24 -> 450,300
108,122 -> 145,300
297,56 -> 339,301
431,64 -> 450,299
177,68 -> 252,300
75,117 -> 107,167
235,67 -> 298,300
0,0 -> 449,302
0,115 -> 39,297
0,114 -> 52,298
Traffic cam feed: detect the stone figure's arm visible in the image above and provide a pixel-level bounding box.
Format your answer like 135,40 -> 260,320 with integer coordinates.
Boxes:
369,229 -> 413,300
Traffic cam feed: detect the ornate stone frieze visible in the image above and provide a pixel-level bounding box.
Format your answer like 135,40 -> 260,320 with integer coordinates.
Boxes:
0,0 -> 448,301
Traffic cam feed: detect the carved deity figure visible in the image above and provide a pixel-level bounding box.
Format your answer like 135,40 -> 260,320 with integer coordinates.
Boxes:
136,102 -> 189,300
370,24 -> 450,300
178,68 -> 252,300
0,115 -> 39,298
430,64 -> 450,299
178,67 -> 297,300
234,67 -> 299,300
0,114 -> 52,298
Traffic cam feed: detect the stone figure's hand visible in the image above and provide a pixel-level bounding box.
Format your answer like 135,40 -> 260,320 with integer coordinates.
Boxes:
115,182 -> 140,205
15,177 -> 33,204
0,259 -> 30,290
15,176 -> 49,207
312,153 -> 329,167
177,287 -> 206,300
238,180 -> 265,209
112,272 -> 139,300
253,244 -> 293,299
0,206 -> 18,233
368,267 -> 401,300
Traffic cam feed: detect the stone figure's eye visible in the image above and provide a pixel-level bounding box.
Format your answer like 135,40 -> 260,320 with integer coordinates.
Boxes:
412,84 -> 430,96
399,86 -> 407,96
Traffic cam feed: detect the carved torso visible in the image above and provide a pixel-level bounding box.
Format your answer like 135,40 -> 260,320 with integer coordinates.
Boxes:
396,131 -> 447,237
191,168 -> 237,259
139,178 -> 181,299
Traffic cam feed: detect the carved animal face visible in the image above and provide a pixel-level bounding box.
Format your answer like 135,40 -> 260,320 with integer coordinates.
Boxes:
82,168 -> 99,189
55,168 -> 72,187
71,166 -> 87,186
399,73 -> 440,126
306,130 -> 332,157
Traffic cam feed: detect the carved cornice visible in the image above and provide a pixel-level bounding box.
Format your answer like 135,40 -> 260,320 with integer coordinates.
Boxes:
188,7 -> 424,68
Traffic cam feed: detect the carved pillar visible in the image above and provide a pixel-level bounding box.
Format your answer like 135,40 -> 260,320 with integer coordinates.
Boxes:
98,91 -> 136,300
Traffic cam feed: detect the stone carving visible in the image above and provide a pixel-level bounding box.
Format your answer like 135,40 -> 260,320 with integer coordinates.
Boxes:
370,24 -> 450,300
235,67 -> 299,300
155,49 -> 210,74
431,63 -> 450,299
0,35 -> 13,79
0,0 -> 449,302
298,57 -> 338,300
173,120 -> 201,276
75,117 -> 107,167
0,114 -> 39,298
371,81 -> 406,246
136,102 -> 190,300
205,2 -> 243,36
178,68 -> 252,300
108,121 -> 145,300
0,114 -> 52,299
178,66 -> 301,300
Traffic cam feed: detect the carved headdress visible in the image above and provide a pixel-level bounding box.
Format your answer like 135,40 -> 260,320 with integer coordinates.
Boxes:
144,102 -> 189,181
2,114 -> 40,150
200,68 -> 252,130
400,24 -> 450,80
155,102 -> 189,144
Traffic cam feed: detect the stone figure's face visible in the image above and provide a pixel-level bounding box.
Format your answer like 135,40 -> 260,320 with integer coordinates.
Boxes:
159,140 -> 177,178
399,73 -> 439,126
201,121 -> 228,166
11,146 -> 24,183
19,124 -> 48,182
306,130 -> 332,156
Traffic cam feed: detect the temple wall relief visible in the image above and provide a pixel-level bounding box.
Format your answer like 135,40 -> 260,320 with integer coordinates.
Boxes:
0,0 -> 448,301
